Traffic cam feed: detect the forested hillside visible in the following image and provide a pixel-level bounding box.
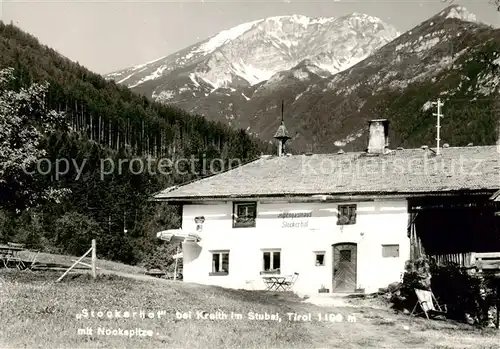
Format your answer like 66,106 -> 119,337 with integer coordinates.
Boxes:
0,22 -> 272,266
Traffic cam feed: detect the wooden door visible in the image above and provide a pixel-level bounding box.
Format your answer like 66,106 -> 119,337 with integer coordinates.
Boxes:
332,243 -> 357,292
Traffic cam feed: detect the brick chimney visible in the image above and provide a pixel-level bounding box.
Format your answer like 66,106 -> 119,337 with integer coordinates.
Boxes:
367,119 -> 389,154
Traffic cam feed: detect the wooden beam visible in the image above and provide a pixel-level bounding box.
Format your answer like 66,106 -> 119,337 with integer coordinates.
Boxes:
475,252 -> 500,259
476,259 -> 500,270
71,259 -> 101,270
157,190 -> 498,205
56,247 -> 92,282
91,239 -> 96,279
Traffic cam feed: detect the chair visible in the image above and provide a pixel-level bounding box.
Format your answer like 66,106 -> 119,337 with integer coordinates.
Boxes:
410,288 -> 447,320
281,272 -> 299,291
262,276 -> 278,291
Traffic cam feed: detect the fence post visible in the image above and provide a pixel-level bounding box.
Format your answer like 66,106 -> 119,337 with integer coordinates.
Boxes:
91,239 -> 96,279
173,244 -> 179,281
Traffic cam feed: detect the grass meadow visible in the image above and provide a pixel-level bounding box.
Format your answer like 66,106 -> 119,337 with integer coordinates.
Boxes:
0,268 -> 499,349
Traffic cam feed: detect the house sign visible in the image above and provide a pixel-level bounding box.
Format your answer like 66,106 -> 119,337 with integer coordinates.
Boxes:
278,212 -> 311,228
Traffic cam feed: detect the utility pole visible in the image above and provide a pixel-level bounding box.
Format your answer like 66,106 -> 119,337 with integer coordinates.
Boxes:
173,243 -> 179,281
432,99 -> 444,155
123,210 -> 127,234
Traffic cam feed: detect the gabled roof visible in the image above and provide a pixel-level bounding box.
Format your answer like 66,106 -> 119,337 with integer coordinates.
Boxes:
153,145 -> 500,201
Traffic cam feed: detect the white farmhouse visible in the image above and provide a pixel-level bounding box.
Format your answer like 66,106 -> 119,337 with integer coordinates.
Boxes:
153,119 -> 500,294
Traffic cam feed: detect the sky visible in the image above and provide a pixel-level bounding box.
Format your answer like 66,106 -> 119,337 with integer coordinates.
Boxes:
0,0 -> 499,75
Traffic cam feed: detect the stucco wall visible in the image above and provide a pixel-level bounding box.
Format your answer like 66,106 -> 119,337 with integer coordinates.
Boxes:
180,200 -> 409,294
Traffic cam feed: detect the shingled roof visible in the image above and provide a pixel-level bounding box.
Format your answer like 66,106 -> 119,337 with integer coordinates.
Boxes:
153,145 -> 500,201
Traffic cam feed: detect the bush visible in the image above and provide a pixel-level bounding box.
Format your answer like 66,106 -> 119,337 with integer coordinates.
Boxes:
98,232 -> 138,265
141,242 -> 181,272
0,209 -> 48,250
430,263 -> 484,322
393,258 -> 499,327
54,212 -> 102,256
431,264 -> 500,326
391,258 -> 432,311
0,210 -> 12,243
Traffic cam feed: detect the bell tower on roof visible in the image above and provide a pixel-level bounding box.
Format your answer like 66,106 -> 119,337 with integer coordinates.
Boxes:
273,100 -> 291,157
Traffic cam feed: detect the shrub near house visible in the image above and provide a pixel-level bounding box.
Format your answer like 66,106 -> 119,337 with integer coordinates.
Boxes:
391,258 -> 499,326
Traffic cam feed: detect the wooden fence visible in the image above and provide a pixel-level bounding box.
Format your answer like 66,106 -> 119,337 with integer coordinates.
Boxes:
473,252 -> 500,274
430,253 -> 474,268
430,252 -> 500,274
429,251 -> 500,329
56,239 -> 96,282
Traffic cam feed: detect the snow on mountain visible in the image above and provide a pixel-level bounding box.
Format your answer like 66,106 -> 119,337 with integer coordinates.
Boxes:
437,5 -> 478,23
106,12 -> 400,96
191,19 -> 264,56
105,55 -> 167,81
102,5 -> 500,154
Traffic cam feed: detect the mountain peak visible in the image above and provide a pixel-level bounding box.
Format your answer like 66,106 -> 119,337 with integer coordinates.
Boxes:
437,5 -> 478,23
192,15 -> 336,55
107,11 -> 399,92
198,12 -> 391,49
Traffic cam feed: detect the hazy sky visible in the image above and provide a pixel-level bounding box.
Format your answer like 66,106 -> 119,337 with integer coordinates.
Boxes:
1,0 -> 499,75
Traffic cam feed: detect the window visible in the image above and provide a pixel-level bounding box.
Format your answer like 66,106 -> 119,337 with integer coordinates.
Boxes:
233,202 -> 257,228
314,252 -> 325,266
210,250 -> 229,275
337,204 -> 357,225
382,244 -> 399,258
340,250 -> 352,262
260,249 -> 281,274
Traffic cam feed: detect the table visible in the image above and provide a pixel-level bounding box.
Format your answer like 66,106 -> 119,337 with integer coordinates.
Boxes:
262,275 -> 288,291
0,245 -> 25,269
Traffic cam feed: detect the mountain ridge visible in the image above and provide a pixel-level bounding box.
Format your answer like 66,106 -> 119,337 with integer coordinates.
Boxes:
107,5 -> 499,153
106,12 -> 400,91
